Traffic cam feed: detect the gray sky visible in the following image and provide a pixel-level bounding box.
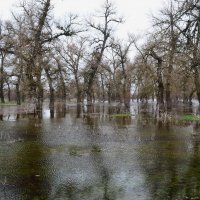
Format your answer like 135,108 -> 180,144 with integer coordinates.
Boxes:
0,0 -> 165,38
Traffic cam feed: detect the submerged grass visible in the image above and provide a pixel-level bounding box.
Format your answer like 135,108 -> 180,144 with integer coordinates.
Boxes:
111,113 -> 132,117
68,145 -> 102,156
180,114 -> 200,121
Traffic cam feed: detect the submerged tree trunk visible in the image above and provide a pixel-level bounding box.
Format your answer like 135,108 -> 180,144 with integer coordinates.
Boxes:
86,63 -> 99,105
149,50 -> 165,113
122,73 -> 131,109
123,79 -> 130,108
76,104 -> 81,118
44,67 -> 54,118
56,59 -> 66,113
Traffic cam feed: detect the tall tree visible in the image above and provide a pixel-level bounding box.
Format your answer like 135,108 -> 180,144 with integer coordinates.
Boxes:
56,37 -> 87,104
175,0 -> 200,103
0,21 -> 14,103
111,38 -> 134,107
152,2 -> 180,109
85,0 -> 123,104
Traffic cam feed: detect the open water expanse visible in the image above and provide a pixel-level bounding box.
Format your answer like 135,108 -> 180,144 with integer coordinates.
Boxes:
0,102 -> 200,200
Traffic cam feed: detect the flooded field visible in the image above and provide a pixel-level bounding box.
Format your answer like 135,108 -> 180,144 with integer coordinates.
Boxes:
0,102 -> 200,200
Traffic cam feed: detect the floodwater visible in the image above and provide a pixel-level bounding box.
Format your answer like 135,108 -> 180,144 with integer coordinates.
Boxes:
0,102 -> 200,200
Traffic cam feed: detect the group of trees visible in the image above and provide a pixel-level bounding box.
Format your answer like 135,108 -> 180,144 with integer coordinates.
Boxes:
133,0 -> 200,112
0,0 -> 200,115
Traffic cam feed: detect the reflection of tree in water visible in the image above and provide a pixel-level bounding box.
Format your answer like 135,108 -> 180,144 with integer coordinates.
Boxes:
136,120 -> 200,199
76,104 -> 82,118
183,103 -> 193,114
54,181 -> 93,200
54,101 -> 67,118
143,123 -> 178,199
179,121 -> 200,198
0,119 -> 51,199
54,152 -> 113,200
135,103 -> 157,128
53,105 -> 122,200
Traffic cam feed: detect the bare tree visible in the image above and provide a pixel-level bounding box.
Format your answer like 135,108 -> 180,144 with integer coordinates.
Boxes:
152,2 -> 180,109
175,0 -> 200,103
9,0 -> 81,115
10,0 -> 52,113
0,21 -> 14,103
111,37 -> 134,107
84,0 -> 123,104
56,37 -> 87,103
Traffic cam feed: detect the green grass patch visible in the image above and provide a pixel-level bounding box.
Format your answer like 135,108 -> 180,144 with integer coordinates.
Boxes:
91,145 -> 101,153
0,102 -> 17,106
180,114 -> 200,121
111,113 -> 132,117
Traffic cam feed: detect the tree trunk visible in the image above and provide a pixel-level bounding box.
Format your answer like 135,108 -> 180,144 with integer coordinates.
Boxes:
85,43 -> 106,105
86,68 -> 97,105
49,87 -> 54,118
150,51 -> 164,112
165,77 -> 172,109
100,73 -> 105,102
165,10 -> 176,110
0,81 -> 4,103
16,83 -> 21,105
56,60 -> 66,113
7,82 -> 11,102
123,83 -> 129,107
156,59 -> 164,111
57,65 -> 66,102
107,83 -> 111,104
0,54 -> 5,103
44,67 -> 54,118
123,80 -> 131,108
75,74 -> 82,104
36,83 -> 43,118
192,9 -> 200,104
193,66 -> 200,104
182,76 -> 188,104
189,89 -> 195,105
76,104 -> 81,118
77,92 -> 82,104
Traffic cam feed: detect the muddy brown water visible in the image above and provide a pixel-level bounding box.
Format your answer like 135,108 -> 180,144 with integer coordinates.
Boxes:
0,102 -> 200,200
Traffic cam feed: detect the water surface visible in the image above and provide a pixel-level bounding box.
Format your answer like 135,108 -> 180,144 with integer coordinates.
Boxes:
0,102 -> 200,200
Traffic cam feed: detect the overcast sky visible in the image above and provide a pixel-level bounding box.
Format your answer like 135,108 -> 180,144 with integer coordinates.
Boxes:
0,0 -> 165,38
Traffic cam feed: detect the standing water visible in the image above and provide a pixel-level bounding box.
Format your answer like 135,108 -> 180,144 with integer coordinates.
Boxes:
0,102 -> 200,200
